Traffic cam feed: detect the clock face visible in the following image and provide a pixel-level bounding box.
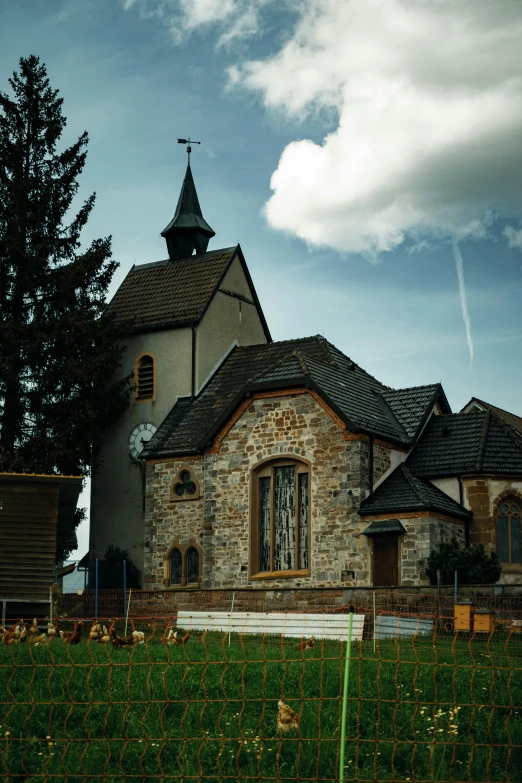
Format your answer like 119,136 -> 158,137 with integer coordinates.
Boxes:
129,422 -> 157,461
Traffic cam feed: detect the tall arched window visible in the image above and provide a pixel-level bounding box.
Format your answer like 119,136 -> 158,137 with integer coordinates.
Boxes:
497,500 -> 521,565
135,354 -> 155,401
251,458 -> 310,577
186,547 -> 200,585
169,548 -> 182,586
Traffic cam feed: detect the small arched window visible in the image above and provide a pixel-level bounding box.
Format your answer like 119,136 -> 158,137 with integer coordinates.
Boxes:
497,500 -> 521,565
251,458 -> 310,577
186,547 -> 200,585
136,354 -> 155,401
169,548 -> 182,586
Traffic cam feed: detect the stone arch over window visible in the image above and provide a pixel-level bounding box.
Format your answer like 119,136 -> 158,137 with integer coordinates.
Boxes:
496,496 -> 521,566
170,466 -> 201,502
163,541 -> 202,587
250,455 -> 311,578
134,353 -> 156,402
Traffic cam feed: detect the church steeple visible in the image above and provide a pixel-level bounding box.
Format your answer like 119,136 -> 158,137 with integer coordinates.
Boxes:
161,163 -> 215,261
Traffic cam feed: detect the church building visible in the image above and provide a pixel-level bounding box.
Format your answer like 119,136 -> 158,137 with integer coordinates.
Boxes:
91,162 -> 522,590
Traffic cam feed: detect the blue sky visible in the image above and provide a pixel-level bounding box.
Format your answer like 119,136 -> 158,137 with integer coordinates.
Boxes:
2,0 -> 522,557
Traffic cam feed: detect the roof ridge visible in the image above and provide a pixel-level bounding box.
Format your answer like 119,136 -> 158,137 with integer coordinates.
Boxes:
384,382 -> 439,396
130,246 -> 236,272
374,391 -> 409,441
475,410 -> 491,472
400,463 -> 430,505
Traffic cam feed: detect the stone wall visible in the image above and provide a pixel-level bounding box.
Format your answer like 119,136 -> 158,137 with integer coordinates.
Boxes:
464,477 -> 522,584
144,391 -> 375,590
400,516 -> 466,586
373,443 -> 392,484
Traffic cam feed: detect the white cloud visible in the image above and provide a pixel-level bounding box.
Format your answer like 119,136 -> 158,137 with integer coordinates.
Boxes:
503,223 -> 522,250
122,0 -> 277,46
229,0 -> 522,257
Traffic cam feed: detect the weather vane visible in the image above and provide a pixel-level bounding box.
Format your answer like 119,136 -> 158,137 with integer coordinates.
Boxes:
177,137 -> 201,164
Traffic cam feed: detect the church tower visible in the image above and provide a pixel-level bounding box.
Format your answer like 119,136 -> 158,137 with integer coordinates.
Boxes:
89,161 -> 270,583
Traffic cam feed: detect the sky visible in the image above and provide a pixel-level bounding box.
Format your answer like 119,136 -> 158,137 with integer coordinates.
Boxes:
1,0 -> 522,558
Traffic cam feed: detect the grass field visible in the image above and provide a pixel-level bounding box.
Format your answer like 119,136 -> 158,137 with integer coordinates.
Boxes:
1,627 -> 521,782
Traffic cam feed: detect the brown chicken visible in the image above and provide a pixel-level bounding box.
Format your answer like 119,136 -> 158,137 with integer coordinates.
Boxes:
5,620 -> 27,645
59,622 -> 83,644
165,629 -> 190,646
89,622 -> 103,641
277,700 -> 300,733
110,628 -> 135,648
297,636 -> 315,650
28,618 -> 39,636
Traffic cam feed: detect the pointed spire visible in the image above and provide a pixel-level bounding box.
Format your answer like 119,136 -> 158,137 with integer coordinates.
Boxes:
161,163 -> 215,261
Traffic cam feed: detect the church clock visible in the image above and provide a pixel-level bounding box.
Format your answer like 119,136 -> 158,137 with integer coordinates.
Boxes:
129,423 -> 157,461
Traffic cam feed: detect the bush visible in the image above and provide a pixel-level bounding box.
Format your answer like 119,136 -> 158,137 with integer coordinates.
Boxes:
426,539 -> 501,585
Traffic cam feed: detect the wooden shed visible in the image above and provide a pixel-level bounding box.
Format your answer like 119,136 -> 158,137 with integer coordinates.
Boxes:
0,472 -> 82,621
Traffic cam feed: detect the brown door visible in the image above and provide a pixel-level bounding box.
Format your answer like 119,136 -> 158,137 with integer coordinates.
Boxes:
372,534 -> 399,586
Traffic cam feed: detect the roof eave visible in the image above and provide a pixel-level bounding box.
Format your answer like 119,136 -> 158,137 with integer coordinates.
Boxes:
359,504 -> 472,521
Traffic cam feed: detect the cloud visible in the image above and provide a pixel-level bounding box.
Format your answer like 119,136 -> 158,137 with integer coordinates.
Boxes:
503,223 -> 522,250
121,0 -> 277,46
229,0 -> 522,257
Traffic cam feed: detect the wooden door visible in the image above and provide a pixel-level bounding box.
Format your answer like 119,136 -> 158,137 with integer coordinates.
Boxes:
372,534 -> 399,586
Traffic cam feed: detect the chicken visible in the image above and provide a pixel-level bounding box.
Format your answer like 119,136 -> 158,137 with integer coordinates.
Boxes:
99,625 -> 111,644
110,628 -> 134,649
277,700 -> 300,733
297,636 -> 315,650
165,629 -> 190,646
89,622 -> 103,642
5,620 -> 27,645
59,622 -> 83,645
28,618 -> 39,636
132,630 -> 145,644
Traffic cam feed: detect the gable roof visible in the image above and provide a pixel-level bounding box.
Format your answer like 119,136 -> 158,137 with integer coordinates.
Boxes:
382,384 -> 449,439
359,463 -> 472,521
406,410 -> 522,477
107,244 -> 271,339
461,397 -> 522,435
144,336 -> 444,458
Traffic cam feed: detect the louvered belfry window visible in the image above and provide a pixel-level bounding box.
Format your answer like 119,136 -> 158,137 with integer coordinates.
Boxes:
254,459 -> 310,575
497,500 -> 521,564
136,355 -> 155,400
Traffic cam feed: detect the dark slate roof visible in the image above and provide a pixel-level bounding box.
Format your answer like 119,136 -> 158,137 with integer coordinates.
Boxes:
161,164 -> 215,237
382,384 -> 446,439
145,337 -> 445,458
406,411 -> 522,477
108,246 -> 237,332
359,464 -> 472,520
461,397 -> 522,435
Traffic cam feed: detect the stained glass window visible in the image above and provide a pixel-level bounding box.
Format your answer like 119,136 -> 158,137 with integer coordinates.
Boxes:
259,477 -> 271,572
186,547 -> 200,584
255,460 -> 309,574
497,501 -> 521,564
169,548 -> 182,585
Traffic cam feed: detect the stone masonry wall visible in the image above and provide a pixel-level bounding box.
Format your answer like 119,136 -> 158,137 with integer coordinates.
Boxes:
400,516 -> 466,586
464,477 -> 522,584
144,391 -> 375,590
373,443 -> 392,485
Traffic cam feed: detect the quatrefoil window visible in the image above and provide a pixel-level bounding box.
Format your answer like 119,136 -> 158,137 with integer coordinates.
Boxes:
170,466 -> 201,502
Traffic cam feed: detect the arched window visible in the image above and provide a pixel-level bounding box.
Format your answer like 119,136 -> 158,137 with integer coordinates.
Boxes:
169,548 -> 182,585
497,500 -> 521,565
135,354 -> 155,401
251,458 -> 310,577
164,542 -> 202,588
186,547 -> 200,585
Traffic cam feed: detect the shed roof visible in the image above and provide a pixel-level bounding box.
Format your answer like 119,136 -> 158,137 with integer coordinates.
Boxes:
359,463 -> 472,520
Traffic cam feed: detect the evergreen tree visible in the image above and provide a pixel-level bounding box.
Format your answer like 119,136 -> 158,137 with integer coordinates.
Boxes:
0,55 -> 131,481
426,539 -> 501,585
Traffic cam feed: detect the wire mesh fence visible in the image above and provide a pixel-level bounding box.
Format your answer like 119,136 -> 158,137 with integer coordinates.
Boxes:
1,599 -> 521,782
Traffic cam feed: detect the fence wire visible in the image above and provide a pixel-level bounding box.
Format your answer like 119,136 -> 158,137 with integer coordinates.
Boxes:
1,601 -> 521,782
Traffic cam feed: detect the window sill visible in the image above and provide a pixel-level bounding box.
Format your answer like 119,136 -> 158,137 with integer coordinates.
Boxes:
500,565 -> 522,572
250,569 -> 310,580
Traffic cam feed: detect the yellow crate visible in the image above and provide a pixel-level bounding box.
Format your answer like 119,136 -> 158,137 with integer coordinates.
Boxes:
474,609 -> 495,633
454,601 -> 475,631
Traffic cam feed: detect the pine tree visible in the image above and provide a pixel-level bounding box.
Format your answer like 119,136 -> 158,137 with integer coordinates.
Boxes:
0,55 -> 132,481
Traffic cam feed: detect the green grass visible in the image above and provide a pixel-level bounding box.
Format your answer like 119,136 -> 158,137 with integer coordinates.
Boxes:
1,627 -> 521,782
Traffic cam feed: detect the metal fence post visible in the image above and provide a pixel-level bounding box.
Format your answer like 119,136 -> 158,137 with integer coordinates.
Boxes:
123,559 -> 127,620
95,558 -> 99,620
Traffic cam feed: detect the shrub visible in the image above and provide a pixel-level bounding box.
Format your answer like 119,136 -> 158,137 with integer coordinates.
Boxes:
426,539 -> 501,585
